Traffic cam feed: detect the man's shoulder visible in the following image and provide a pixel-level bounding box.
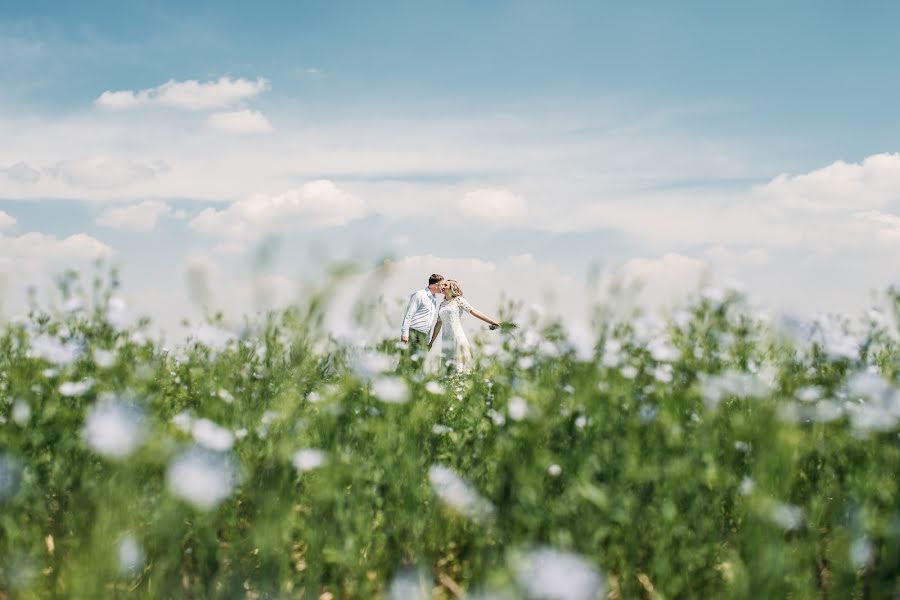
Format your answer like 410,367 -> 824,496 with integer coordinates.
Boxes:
410,289 -> 427,299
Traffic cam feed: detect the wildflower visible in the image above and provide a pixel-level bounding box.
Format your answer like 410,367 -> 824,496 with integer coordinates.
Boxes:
428,464 -> 494,520
652,364 -> 673,383
431,424 -> 453,435
739,477 -> 755,495
106,296 -> 130,330
191,418 -> 234,451
171,411 -> 193,433
0,454 -> 22,502
118,535 -> 144,574
59,379 -> 94,397
698,370 -> 774,409
548,464 -> 562,477
93,349 -> 116,368
292,449 -> 328,472
620,365 -> 638,379
574,415 -> 587,429
850,537 -> 874,569
770,502 -> 804,530
508,396 -> 528,421
12,401 -> 30,426
82,399 -> 146,458
217,388 -> 235,404
647,337 -> 680,362
425,381 -> 445,395
28,334 -> 81,365
166,448 -> 239,510
386,568 -> 430,600
190,324 -> 237,351
514,546 -> 606,600
371,376 -> 410,404
487,409 -> 506,427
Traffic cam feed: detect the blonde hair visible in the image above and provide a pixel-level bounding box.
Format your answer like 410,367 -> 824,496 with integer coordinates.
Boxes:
444,279 -> 463,299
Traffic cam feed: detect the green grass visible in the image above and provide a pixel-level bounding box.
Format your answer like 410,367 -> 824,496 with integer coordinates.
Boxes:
0,272 -> 898,598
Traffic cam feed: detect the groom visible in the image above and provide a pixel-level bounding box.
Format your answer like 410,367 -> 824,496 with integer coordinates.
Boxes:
400,273 -> 444,365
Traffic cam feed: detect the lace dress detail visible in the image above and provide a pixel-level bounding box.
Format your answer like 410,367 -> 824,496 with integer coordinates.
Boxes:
438,296 -> 475,373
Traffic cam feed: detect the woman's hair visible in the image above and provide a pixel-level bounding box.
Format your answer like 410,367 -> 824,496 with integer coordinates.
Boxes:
444,279 -> 463,299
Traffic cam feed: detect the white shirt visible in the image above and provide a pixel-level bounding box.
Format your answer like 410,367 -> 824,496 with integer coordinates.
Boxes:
401,287 -> 437,337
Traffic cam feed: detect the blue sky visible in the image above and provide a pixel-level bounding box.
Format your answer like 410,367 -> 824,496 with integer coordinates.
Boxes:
1,1 -> 898,336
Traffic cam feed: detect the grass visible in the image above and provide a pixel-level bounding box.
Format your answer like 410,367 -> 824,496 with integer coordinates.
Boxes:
0,270 -> 898,598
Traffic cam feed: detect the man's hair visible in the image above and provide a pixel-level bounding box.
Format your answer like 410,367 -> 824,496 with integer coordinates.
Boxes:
428,273 -> 444,285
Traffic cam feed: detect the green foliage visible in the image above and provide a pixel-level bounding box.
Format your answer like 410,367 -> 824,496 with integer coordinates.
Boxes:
0,274 -> 898,598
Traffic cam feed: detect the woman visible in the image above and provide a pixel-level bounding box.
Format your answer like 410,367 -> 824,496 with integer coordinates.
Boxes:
428,279 -> 500,374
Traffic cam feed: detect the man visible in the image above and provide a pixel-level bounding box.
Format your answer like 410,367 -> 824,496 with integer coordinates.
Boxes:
400,273 -> 444,366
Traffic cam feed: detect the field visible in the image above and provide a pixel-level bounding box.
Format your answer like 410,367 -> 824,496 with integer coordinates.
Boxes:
0,271 -> 898,598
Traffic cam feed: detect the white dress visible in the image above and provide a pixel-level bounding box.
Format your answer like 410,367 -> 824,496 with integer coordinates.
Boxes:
438,296 -> 475,373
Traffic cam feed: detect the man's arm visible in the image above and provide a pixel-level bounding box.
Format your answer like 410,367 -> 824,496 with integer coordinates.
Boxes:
400,291 -> 420,342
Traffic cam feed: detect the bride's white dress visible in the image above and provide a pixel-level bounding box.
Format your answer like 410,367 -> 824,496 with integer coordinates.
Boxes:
438,296 -> 475,373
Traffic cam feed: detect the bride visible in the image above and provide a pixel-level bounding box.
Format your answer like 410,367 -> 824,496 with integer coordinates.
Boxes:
428,279 -> 500,374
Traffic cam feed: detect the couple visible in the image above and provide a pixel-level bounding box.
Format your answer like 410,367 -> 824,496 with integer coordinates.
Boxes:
400,273 -> 500,374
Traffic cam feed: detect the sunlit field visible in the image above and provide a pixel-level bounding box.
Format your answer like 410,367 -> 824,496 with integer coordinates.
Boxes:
1,270 -> 898,598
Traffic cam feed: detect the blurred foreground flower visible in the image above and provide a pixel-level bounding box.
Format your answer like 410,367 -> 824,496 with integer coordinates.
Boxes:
428,464 -> 494,521
166,448 -> 239,510
82,399 -> 146,459
292,448 -> 328,472
514,546 -> 606,600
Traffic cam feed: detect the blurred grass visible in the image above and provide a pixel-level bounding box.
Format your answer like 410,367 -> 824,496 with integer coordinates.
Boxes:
0,271 -> 898,598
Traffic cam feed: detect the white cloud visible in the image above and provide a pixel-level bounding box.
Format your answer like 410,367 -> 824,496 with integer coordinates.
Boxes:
757,153 -> 900,212
207,110 -> 273,134
615,253 -> 710,308
95,77 -> 270,111
50,158 -> 168,190
0,210 -> 16,231
706,245 -> 771,265
189,180 -> 365,240
2,161 -> 40,184
854,210 -> 900,245
0,231 -> 113,275
96,201 -> 172,232
459,188 -> 527,222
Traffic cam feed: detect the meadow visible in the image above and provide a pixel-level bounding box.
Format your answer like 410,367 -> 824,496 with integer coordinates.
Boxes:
0,270 -> 898,598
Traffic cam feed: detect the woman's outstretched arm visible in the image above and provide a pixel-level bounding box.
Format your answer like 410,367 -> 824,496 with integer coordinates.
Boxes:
470,308 -> 500,329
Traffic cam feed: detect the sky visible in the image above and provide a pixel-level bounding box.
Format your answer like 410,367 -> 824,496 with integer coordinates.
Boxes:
1,1 -> 899,340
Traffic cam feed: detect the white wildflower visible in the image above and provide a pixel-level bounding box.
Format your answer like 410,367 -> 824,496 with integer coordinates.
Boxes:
59,379 -> 94,397
166,448 -> 239,510
508,396 -> 528,421
191,418 -> 234,451
515,546 -> 606,600
12,401 -> 31,426
795,386 -> 822,402
28,334 -> 81,366
547,464 -> 562,477
93,349 -> 116,368
428,464 -> 494,520
574,415 -> 587,429
739,477 -> 755,495
652,364 -> 673,383
216,389 -> 234,404
432,424 -> 453,435
118,535 -> 144,574
82,400 -> 146,458
620,365 -> 638,379
487,409 -> 506,427
171,411 -> 193,433
425,381 -> 445,395
770,502 -> 804,530
517,356 -> 535,370
190,324 -> 237,351
371,376 -> 410,404
291,448 -> 328,472
647,337 -> 680,362
850,537 -> 874,569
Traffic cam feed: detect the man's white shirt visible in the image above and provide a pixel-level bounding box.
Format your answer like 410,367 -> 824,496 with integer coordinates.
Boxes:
401,287 -> 437,337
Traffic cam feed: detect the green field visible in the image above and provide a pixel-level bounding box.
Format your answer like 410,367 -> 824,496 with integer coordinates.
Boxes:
1,273 -> 898,598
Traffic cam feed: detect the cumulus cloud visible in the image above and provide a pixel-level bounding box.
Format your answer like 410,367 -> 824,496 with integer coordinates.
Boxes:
0,211 -> 16,231
95,77 -> 270,111
705,245 -> 771,265
50,158 -> 168,190
0,232 -> 113,274
2,161 -> 41,184
757,153 -> 900,212
189,180 -> 365,240
207,110 -> 273,134
854,210 -> 900,245
96,201 -> 172,232
615,253 -> 709,308
459,188 -> 527,222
